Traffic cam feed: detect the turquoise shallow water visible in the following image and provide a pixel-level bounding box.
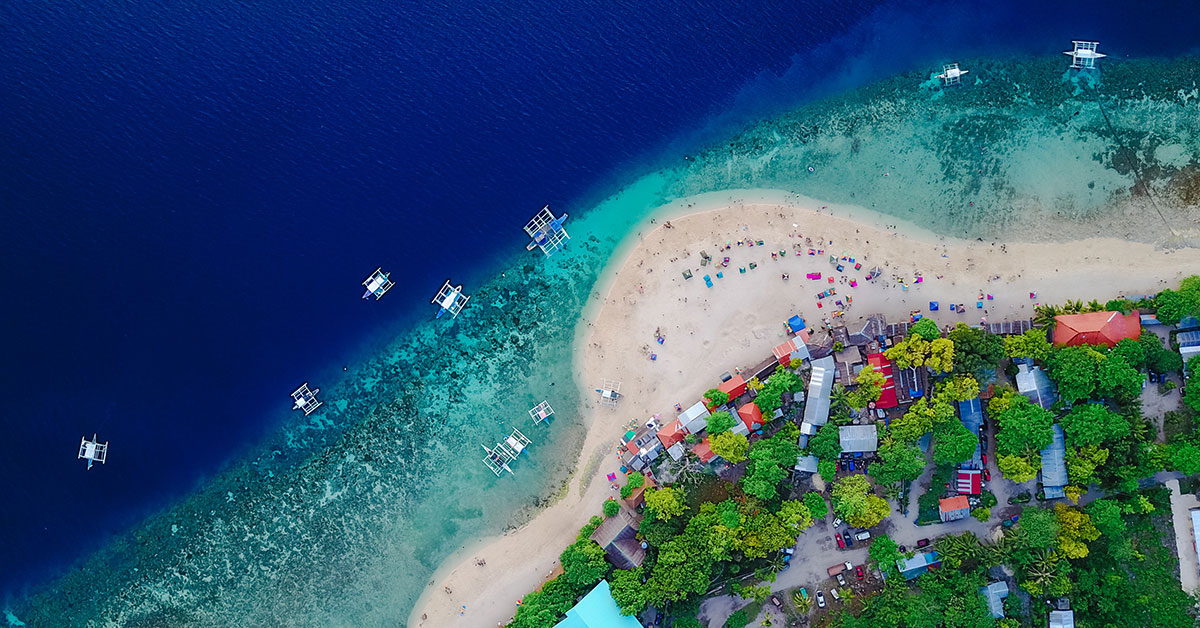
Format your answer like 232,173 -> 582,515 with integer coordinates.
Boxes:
11,55 -> 1200,627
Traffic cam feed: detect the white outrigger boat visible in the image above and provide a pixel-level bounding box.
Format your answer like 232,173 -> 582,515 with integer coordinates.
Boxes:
524,205 -> 570,256
291,382 -> 323,416
482,428 -> 532,476
78,434 -> 108,470
936,63 -> 969,86
1064,41 -> 1105,69
432,280 -> 470,319
596,379 -> 622,408
362,267 -> 395,300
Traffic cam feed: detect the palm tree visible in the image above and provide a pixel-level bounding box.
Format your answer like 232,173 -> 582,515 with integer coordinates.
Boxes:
792,591 -> 811,613
1025,549 -> 1059,588
1086,299 -> 1103,312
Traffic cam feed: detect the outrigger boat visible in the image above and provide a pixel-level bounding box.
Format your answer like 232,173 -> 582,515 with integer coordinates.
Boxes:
78,434 -> 108,470
524,205 -> 570,256
361,267 -> 394,300
482,428 -> 532,476
432,280 -> 470,319
291,382 -> 323,416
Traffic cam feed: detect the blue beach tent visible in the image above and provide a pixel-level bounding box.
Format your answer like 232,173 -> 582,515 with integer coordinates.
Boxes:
929,301 -> 939,311
788,315 -> 807,334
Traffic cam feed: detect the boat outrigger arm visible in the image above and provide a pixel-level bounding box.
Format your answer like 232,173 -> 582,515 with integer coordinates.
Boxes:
433,280 -> 470,319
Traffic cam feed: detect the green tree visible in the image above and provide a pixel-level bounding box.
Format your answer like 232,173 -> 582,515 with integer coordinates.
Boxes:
928,338 -> 955,374
948,322 -> 1005,381
741,423 -> 801,500
1154,275 -> 1200,325
710,431 -> 749,464
993,393 -> 1055,457
934,421 -> 979,465
892,396 -> 956,443
645,487 -> 686,520
1142,332 -> 1184,374
1169,441 -> 1200,475
818,459 -> 836,482
1005,328 -> 1053,362
997,453 -> 1040,483
1020,505 -> 1060,550
1065,445 -> 1109,485
1185,357 -> 1200,413
847,364 -> 886,410
1109,337 -> 1147,369
1060,403 -> 1130,448
867,534 -> 904,577
608,568 -> 649,615
1097,354 -> 1143,402
971,507 -> 991,522
706,410 -> 738,435
1054,503 -> 1100,559
755,371 -> 802,414
910,317 -> 941,341
704,388 -> 730,407
603,499 -> 620,518
803,491 -> 828,520
619,472 -> 645,499
559,538 -> 609,588
1048,345 -> 1104,403
941,375 -> 980,403
871,438 -> 926,485
832,474 -> 891,528
885,335 -> 930,371
805,421 -> 842,460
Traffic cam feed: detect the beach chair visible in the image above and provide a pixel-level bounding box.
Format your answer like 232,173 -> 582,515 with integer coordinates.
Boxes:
854,263 -> 862,270
717,272 -> 724,279
986,294 -> 993,300
950,303 -> 957,311
828,277 -> 835,284
749,262 -> 757,270
836,264 -> 845,272
930,301 -> 939,311
704,275 -> 713,288
976,301 -> 983,308
850,280 -> 858,288
739,267 -> 746,274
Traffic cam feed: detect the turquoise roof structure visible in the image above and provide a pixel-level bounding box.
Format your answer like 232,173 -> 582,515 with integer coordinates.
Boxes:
553,580 -> 643,628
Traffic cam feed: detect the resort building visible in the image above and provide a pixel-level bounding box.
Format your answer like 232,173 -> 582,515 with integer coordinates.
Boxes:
980,581 -> 1009,619
622,475 -> 654,510
620,421 -> 663,471
833,344 -> 864,384
866,352 -> 898,409
939,496 -> 971,522
717,374 -> 747,403
773,337 -> 811,366
665,442 -> 686,461
957,397 -> 984,469
896,551 -> 940,579
1051,310 -> 1140,347
552,580 -> 643,628
1016,362 -> 1058,409
589,504 -> 646,569
846,313 -> 888,347
694,436 -> 716,463
1041,423 -> 1069,499
839,425 -> 878,454
794,455 -> 819,474
657,418 -> 686,450
1048,609 -> 1075,628
677,401 -> 710,434
1177,330 -> 1200,363
956,469 -> 982,495
738,402 -> 764,432
801,356 -> 836,437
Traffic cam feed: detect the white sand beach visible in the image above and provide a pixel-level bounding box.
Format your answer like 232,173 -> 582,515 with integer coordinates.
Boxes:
409,189 -> 1200,628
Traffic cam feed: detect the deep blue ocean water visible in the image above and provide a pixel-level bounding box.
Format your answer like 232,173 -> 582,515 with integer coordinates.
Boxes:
1,0 -> 1197,602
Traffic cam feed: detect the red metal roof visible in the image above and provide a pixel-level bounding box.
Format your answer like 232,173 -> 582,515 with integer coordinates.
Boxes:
738,402 -> 764,431
694,436 -> 716,462
657,419 -> 685,449
774,339 -> 798,365
939,495 -> 970,512
866,353 -> 898,409
718,375 -> 747,401
956,469 -> 982,495
1052,310 -> 1140,347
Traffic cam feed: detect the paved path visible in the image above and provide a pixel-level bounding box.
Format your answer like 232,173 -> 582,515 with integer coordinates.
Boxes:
1166,478 -> 1200,594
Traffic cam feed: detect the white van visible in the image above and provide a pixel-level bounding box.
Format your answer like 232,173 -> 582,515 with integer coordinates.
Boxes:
854,530 -> 871,541
830,588 -> 842,601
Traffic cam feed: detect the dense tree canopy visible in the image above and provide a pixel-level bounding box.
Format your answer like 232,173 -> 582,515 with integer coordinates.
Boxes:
848,364 -> 886,410
806,420 -> 842,460
1153,275 -> 1200,325
706,410 -> 738,435
703,388 -> 729,407
1185,357 -> 1200,413
1048,345 -> 1105,403
948,323 -> 1005,381
709,431 -> 749,463
992,392 -> 1055,458
909,318 -> 941,341
754,370 -> 802,414
741,423 -> 800,500
940,375 -> 980,403
1096,354 -> 1143,402
892,396 -> 956,443
832,474 -> 891,528
803,491 -> 828,520
933,421 -> 979,465
1142,332 -> 1184,374
1060,403 -> 1130,448
1005,328 -> 1053,362
871,438 -> 927,485
645,487 -> 687,520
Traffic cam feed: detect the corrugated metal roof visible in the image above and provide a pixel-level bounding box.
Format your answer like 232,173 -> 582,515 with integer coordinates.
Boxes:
801,356 -> 835,433
1048,610 -> 1075,628
1016,363 -> 1057,409
980,581 -> 1009,618
839,424 -> 878,453
957,398 -> 983,469
1041,423 -> 1068,490
794,455 -> 819,473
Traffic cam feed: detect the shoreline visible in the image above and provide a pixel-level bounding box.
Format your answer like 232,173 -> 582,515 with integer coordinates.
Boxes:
408,190 -> 1200,628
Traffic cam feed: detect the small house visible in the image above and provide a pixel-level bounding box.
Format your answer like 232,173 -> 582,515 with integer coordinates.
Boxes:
665,442 -> 686,461
694,436 -> 717,463
1041,424 -> 1068,499
677,402 -> 711,435
589,504 -> 646,569
839,424 -> 878,454
956,469 -> 982,495
957,397 -> 983,469
801,356 -> 835,436
866,352 -> 898,409
657,419 -> 686,449
551,580 -> 644,628
1048,610 -> 1075,628
773,338 -> 811,366
738,402 -> 765,432
939,495 -> 971,522
834,345 -> 864,384
1052,311 -> 1140,347
980,581 -> 1009,619
1016,362 -> 1058,409
1178,330 -> 1200,363
896,551 -> 940,579
718,375 -> 747,401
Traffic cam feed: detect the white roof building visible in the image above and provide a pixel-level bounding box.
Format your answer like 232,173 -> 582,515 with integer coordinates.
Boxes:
801,356 -> 835,436
839,425 -> 878,453
1048,609 -> 1075,628
678,401 -> 711,434
794,455 -> 819,473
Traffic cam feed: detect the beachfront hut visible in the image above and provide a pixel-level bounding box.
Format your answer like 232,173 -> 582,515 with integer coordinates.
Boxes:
1041,424 -> 1069,499
788,315 -> 807,335
980,582 -> 1010,619
957,469 -> 982,495
551,580 -> 643,628
1177,330 -> 1200,363
738,402 -> 764,432
1048,610 -> 1076,628
718,375 -> 747,401
665,442 -> 685,461
622,475 -> 654,509
773,338 -> 811,366
1051,310 -> 1140,347
677,402 -> 710,434
589,504 -> 645,569
657,419 -> 686,449
794,455 -> 819,474
939,496 -> 971,522
694,436 -> 717,463
801,356 -> 835,436
896,551 -> 940,580
839,425 -> 878,454
866,353 -> 898,409
847,314 -> 888,347
1016,362 -> 1058,409
957,397 -> 983,469
834,345 -> 864,384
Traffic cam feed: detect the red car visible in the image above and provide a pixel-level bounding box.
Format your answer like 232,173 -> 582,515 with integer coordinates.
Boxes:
856,566 -> 865,580
983,468 -> 991,481
836,534 -> 846,549
982,453 -> 988,465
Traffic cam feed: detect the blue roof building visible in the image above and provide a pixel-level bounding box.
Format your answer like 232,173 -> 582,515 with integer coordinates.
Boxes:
896,550 -> 940,579
1041,424 -> 1068,499
554,580 -> 643,628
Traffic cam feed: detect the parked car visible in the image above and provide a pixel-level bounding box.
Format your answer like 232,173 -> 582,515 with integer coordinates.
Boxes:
816,591 -> 826,608
784,547 -> 795,555
771,596 -> 783,609
848,460 -> 855,471
855,530 -> 871,541
856,565 -> 865,580
876,408 -> 885,419
981,453 -> 988,465
832,517 -> 843,528
836,533 -> 846,549
799,587 -> 808,600
836,572 -> 846,586
843,530 -> 854,547
916,538 -> 930,548
983,468 -> 991,481
830,588 -> 842,601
